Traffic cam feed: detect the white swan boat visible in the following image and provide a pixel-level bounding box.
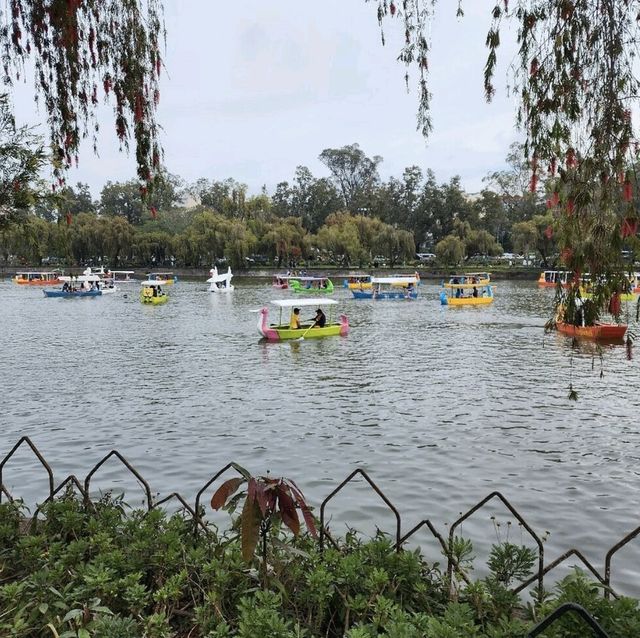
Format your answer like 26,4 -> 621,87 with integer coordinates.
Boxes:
207,266 -> 234,293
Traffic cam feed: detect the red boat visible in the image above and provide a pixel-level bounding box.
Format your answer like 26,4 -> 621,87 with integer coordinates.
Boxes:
556,321 -> 628,340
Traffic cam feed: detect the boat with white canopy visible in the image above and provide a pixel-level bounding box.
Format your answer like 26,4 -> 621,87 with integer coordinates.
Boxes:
44,271 -> 103,298
440,277 -> 494,306
110,270 -> 136,283
146,272 -> 176,285
207,266 -> 234,292
14,271 -> 62,286
59,267 -> 117,294
257,298 -> 349,341
351,276 -> 419,300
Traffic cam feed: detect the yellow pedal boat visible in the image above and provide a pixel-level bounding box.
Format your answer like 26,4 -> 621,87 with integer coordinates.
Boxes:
141,281 -> 168,305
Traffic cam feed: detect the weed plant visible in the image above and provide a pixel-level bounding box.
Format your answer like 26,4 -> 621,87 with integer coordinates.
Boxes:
1,493 -> 639,637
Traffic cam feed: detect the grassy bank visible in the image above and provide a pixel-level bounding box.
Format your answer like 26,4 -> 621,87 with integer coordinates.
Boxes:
1,495 -> 638,637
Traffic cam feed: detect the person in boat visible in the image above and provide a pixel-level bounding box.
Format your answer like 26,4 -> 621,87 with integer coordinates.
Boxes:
313,308 -> 326,328
290,307 -> 301,330
473,286 -> 478,298
62,282 -> 69,292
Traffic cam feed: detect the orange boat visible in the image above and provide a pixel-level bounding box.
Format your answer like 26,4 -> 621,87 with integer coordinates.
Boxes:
556,321 -> 627,340
538,271 -> 571,288
14,271 -> 62,286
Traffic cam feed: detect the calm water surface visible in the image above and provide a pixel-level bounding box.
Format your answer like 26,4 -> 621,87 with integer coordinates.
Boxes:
1,278 -> 639,593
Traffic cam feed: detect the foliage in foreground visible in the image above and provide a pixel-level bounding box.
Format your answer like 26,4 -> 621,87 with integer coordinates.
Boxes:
1,495 -> 639,637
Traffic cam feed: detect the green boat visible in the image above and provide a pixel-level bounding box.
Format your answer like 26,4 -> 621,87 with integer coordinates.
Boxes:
289,276 -> 334,294
257,299 -> 349,341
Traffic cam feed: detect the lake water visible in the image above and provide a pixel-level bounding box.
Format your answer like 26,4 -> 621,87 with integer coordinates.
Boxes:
1,277 -> 639,594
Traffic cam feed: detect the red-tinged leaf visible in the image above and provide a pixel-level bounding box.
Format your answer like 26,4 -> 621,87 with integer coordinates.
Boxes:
267,490 -> 277,513
285,479 -> 308,507
278,488 -> 300,536
301,506 -> 318,538
247,477 -> 257,503
255,481 -> 268,516
241,496 -> 261,561
210,477 -> 245,510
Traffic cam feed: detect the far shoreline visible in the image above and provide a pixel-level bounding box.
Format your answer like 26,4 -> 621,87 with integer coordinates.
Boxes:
1,264 -> 543,281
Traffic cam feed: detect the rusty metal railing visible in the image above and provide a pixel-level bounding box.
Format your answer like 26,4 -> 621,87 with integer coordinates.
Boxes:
1,436 -> 637,603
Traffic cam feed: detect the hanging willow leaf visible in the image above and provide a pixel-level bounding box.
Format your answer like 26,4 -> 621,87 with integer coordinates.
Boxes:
0,0 -> 165,189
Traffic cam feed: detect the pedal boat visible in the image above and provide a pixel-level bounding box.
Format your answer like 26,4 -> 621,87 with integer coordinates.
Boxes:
140,281 -> 168,304
556,322 -> 627,340
207,266 -> 234,292
441,279 -> 494,305
538,271 -> 571,288
289,276 -> 334,294
257,298 -> 349,341
273,274 -> 295,289
343,274 -> 372,289
146,272 -> 176,285
14,271 -> 62,286
352,276 -> 419,299
43,273 -> 103,297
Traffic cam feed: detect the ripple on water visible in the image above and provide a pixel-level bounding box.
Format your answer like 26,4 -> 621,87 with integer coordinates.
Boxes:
1,279 -> 640,592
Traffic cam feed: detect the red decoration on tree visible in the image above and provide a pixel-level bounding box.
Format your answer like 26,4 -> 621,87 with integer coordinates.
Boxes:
134,93 -> 144,123
530,57 -> 539,76
623,180 -> 633,202
529,172 -> 538,192
65,212 -> 72,226
150,207 -> 158,219
608,293 -> 621,316
544,225 -> 553,239
566,198 -> 575,215
621,217 -> 638,238
551,191 -> 560,207
566,148 -> 576,168
389,1 -> 396,16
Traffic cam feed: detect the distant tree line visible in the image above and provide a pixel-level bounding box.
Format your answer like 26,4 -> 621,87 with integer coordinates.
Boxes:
3,141 -> 599,270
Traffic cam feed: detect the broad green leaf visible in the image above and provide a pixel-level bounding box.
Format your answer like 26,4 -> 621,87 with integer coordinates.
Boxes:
241,496 -> 262,561
39,603 -> 49,615
211,477 -> 245,510
62,608 -> 82,623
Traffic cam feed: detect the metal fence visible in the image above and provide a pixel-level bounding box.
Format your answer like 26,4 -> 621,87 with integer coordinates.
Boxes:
1,436 -> 634,638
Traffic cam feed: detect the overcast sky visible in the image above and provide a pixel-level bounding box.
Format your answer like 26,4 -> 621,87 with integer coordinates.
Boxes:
12,1 -> 521,199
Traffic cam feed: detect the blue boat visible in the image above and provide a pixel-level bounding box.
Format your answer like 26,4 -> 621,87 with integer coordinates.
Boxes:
43,272 -> 103,298
43,289 -> 102,298
351,276 -> 419,300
